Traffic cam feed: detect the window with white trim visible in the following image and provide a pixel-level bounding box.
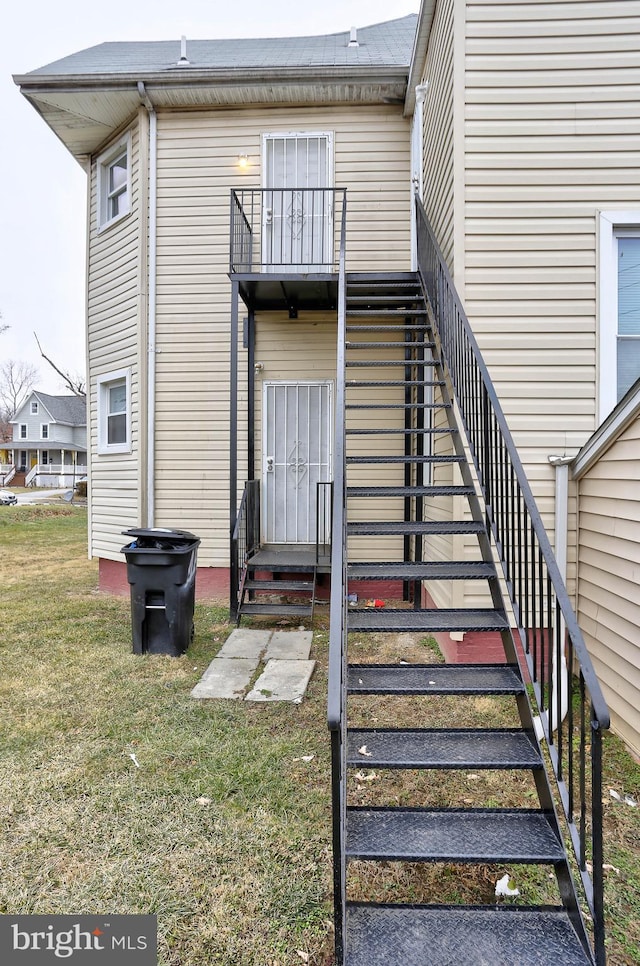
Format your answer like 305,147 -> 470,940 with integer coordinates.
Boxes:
31,401 -> 39,414
599,212 -> 640,419
97,369 -> 131,454
97,133 -> 131,231
41,424 -> 49,440
19,424 -> 27,439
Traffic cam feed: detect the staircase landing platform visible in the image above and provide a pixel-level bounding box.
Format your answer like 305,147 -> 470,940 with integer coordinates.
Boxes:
249,545 -> 331,573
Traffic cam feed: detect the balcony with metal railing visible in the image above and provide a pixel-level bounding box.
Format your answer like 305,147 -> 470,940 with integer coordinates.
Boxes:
229,188 -> 346,312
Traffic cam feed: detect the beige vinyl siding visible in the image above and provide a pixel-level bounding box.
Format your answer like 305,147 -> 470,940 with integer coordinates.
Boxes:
88,118 -> 144,559
463,0 -> 640,473
421,0 -> 456,271
450,0 -> 640,609
576,415 -> 640,757
154,105 -> 411,567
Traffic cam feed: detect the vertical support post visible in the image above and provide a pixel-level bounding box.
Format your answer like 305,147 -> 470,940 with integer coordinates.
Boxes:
591,718 -> 605,965
247,309 -> 256,482
229,280 -> 240,619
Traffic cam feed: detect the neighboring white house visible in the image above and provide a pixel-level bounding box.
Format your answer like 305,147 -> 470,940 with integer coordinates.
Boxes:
9,391 -> 87,487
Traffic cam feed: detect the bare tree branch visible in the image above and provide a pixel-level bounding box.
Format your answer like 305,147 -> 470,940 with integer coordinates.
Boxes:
0,360 -> 39,420
34,333 -> 85,396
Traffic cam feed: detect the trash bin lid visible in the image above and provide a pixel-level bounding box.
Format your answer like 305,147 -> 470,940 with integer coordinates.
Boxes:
122,527 -> 199,542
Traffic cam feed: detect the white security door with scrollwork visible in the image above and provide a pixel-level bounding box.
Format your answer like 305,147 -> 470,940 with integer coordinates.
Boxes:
262,133 -> 333,271
263,382 -> 333,544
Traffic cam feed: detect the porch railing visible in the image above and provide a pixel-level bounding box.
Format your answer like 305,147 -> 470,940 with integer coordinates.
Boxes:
25,464 -> 87,487
1,464 -> 15,486
415,195 -> 609,964
230,480 -> 260,622
230,188 -> 346,273
315,481 -> 333,564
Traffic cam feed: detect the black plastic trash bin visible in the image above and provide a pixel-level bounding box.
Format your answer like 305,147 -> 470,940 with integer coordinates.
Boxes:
120,528 -> 200,656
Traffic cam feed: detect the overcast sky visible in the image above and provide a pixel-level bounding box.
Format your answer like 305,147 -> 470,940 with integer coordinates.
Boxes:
0,0 -> 417,395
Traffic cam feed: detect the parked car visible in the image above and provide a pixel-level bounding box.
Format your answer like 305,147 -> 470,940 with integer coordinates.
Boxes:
0,489 -> 18,506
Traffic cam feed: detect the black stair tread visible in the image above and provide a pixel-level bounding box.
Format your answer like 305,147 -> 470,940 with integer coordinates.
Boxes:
346,455 -> 462,464
345,905 -> 593,966
345,341 -> 435,349
345,359 -> 437,367
245,579 -> 315,591
346,324 -> 432,333
347,521 -> 484,536
347,485 -> 473,496
345,379 -> 445,387
346,728 -> 542,769
347,309 -> 428,317
346,427 -> 453,435
239,603 -> 312,616
347,663 -> 523,694
348,608 -> 508,633
346,806 -> 563,863
347,561 -> 495,579
346,403 -> 449,410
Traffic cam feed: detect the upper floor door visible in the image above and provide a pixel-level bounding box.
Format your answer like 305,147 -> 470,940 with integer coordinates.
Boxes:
262,132 -> 333,271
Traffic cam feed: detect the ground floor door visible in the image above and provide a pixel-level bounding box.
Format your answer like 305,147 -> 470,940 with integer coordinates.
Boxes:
262,381 -> 333,544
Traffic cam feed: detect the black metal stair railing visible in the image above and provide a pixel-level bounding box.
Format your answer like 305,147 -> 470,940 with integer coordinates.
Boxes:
327,195 -> 348,962
229,479 -> 260,622
415,195 -> 610,964
230,188 -> 344,272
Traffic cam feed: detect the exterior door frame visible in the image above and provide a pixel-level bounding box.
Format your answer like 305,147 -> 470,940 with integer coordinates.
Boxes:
261,131 -> 334,270
261,379 -> 333,545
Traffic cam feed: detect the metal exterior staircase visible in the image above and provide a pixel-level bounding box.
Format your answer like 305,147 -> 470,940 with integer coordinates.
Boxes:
238,559 -> 317,621
328,266 -> 608,965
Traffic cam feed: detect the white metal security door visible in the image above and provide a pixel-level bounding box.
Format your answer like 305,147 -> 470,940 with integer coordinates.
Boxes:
263,382 -> 332,544
263,133 -> 333,270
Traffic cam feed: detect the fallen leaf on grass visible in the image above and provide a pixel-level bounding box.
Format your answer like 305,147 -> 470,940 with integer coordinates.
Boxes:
293,755 -> 315,763
296,952 -> 309,963
354,771 -> 377,783
624,794 -> 637,808
196,796 -> 212,806
466,774 -> 480,781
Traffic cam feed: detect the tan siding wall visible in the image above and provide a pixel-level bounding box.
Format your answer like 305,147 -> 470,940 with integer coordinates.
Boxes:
88,119 -> 144,558
421,0 -> 456,271
153,105 -> 411,567
576,416 -> 640,756
463,0 -> 640,551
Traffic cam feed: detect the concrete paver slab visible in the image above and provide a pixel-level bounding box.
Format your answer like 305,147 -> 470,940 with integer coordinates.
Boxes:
191,658 -> 256,700
245,659 -> 316,703
216,629 -> 271,660
265,630 -> 313,660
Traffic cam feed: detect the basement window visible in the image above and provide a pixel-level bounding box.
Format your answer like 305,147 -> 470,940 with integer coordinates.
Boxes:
97,133 -> 131,231
97,369 -> 131,455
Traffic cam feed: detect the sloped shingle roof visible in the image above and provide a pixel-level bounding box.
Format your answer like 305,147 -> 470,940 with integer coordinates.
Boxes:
25,15 -> 417,78
34,392 -> 87,426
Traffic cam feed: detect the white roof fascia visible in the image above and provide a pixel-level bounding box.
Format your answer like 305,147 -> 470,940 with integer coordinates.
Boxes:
405,0 -> 437,116
572,380 -> 640,480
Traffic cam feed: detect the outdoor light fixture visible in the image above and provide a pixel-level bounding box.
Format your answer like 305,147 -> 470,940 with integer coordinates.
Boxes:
238,153 -> 249,169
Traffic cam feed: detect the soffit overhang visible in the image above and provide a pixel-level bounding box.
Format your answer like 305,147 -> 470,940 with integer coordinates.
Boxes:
15,66 -> 410,162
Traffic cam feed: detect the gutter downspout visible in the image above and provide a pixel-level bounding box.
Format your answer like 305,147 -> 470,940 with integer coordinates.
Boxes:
410,83 -> 428,271
138,81 -> 157,528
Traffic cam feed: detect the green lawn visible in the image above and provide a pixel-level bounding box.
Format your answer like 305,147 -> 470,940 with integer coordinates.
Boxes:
0,506 -> 334,965
0,505 -> 638,965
